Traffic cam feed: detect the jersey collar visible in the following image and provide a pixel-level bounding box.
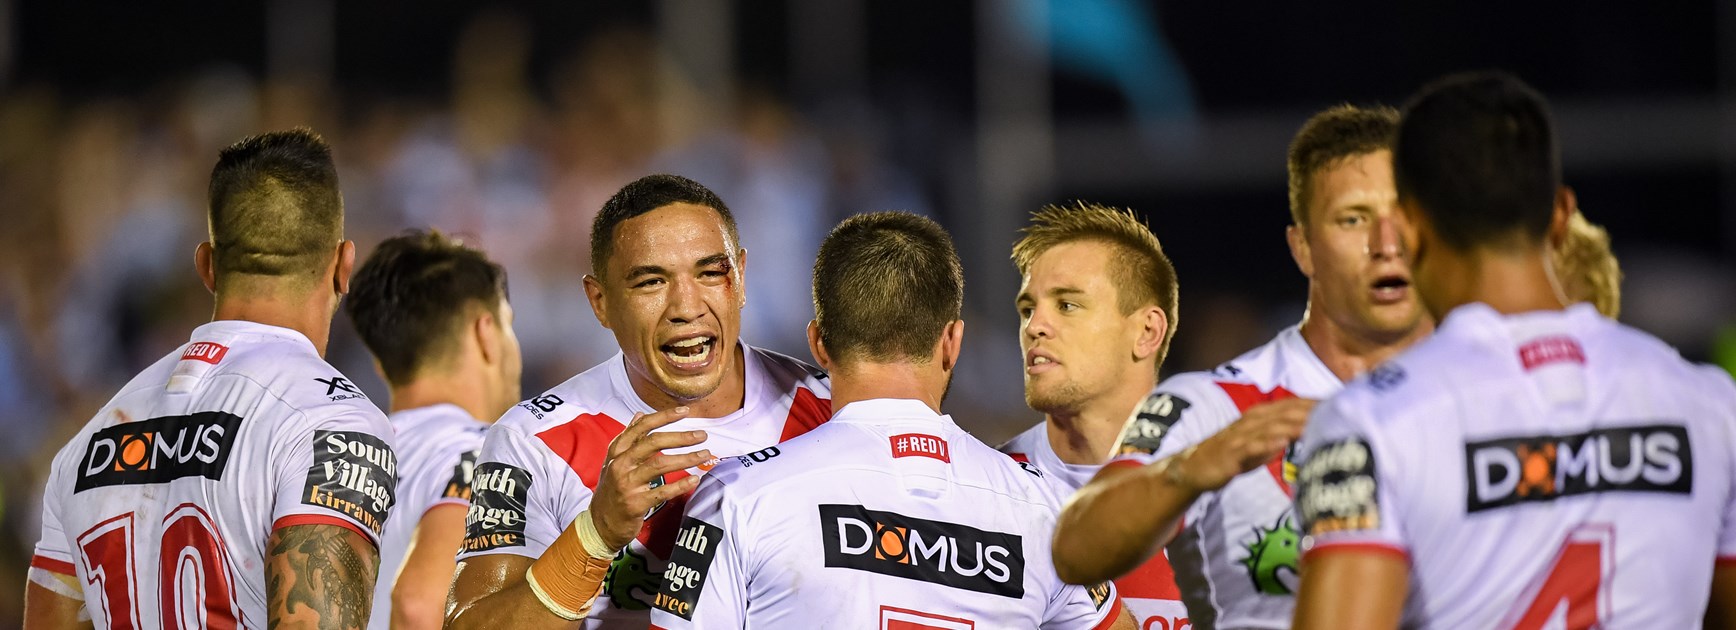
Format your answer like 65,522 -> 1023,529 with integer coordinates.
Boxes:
190,319 -> 318,355
830,398 -> 956,429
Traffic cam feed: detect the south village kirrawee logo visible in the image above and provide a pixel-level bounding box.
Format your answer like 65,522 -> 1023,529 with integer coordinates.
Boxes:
1240,513 -> 1300,595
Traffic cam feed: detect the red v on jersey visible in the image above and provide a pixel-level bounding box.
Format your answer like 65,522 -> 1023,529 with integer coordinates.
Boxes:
1217,382 -> 1299,496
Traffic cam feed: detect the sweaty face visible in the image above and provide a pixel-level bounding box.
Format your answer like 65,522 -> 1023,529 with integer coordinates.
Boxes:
1299,150 -> 1427,343
1017,241 -> 1142,415
595,203 -> 745,403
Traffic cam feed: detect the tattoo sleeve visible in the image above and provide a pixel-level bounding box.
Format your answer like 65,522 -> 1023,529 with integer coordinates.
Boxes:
266,524 -> 380,630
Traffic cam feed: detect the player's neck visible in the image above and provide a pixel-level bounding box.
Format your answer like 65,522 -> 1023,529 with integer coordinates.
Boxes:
211,293 -> 333,357
389,372 -> 497,423
827,363 -> 944,417
1299,307 -> 1430,384
1044,374 -> 1153,465
627,342 -> 748,418
1444,247 -> 1568,316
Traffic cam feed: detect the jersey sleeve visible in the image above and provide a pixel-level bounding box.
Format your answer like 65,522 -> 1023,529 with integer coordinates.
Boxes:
1042,578 -> 1120,630
1108,375 -> 1231,467
1700,364 -> 1736,561
1292,387 -> 1409,560
28,457 -> 84,603
427,440 -> 482,514
650,470 -> 748,629
458,422 -> 581,560
270,406 -> 399,546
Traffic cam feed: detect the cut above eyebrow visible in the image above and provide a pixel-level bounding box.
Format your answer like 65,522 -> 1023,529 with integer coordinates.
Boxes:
696,253 -> 731,268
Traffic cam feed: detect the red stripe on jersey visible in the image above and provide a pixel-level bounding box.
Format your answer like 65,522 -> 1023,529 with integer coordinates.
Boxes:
1718,556 -> 1736,567
1102,457 -> 1143,470
535,413 -> 626,490
1089,594 -> 1125,630
1114,552 -> 1183,600
1301,541 -> 1410,563
31,554 -> 75,576
1218,382 -> 1299,495
779,387 -> 832,442
271,514 -> 376,547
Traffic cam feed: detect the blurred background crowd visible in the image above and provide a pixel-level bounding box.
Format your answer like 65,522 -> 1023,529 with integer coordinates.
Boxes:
1,1 -> 1734,622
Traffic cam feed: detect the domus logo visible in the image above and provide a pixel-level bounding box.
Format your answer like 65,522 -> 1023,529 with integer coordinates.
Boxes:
1465,423 -> 1691,513
75,411 -> 243,492
819,504 -> 1025,598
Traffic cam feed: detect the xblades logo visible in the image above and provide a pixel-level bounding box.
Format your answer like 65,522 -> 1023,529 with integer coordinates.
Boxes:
316,376 -> 366,401
76,412 -> 244,491
819,504 -> 1025,598
1465,423 -> 1692,513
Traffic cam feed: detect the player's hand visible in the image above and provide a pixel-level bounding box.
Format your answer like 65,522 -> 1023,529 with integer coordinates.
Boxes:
588,407 -> 713,551
1171,398 -> 1316,493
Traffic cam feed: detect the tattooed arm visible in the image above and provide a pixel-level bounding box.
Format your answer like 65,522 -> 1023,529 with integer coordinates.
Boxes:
267,524 -> 380,630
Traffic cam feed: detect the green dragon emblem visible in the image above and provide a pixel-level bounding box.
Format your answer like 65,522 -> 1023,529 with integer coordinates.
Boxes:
602,546 -> 660,610
1240,513 -> 1301,595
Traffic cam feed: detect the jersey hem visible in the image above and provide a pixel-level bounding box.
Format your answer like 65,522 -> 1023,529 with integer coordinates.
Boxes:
1091,594 -> 1125,630
272,514 -> 378,547
1718,555 -> 1736,567
30,554 -> 75,576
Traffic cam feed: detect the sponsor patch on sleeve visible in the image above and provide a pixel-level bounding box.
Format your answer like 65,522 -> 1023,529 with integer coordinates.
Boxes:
1295,437 -> 1380,537
441,450 -> 480,502
1086,581 -> 1113,610
1115,392 -> 1191,456
653,516 -> 724,620
302,431 -> 398,536
462,462 -> 532,552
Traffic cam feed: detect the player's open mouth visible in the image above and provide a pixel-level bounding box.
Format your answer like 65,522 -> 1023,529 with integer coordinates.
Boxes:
661,335 -> 716,370
1026,350 -> 1059,375
1370,275 -> 1411,304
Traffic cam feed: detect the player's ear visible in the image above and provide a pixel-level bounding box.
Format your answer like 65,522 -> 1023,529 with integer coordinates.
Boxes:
475,306 -> 502,367
583,274 -> 612,331
333,240 -> 356,296
734,247 -> 749,308
806,320 -> 832,371
195,242 -> 217,294
1548,186 -> 1576,250
1132,305 -> 1167,364
938,319 -> 965,373
1287,223 -> 1314,278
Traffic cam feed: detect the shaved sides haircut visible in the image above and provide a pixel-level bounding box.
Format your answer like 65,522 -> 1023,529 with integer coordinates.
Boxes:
813,212 -> 963,365
207,128 -> 343,286
1012,202 -> 1180,367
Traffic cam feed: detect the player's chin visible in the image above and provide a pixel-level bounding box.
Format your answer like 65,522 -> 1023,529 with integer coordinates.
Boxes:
652,368 -> 727,403
1361,303 -> 1426,337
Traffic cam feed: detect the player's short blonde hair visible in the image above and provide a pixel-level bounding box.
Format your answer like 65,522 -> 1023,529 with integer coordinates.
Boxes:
1011,202 -> 1179,370
1552,210 -> 1622,318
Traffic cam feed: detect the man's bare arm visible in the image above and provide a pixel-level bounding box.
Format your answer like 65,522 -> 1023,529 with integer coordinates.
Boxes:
388,504 -> 467,630
1706,564 -> 1736,629
1053,398 -> 1315,584
23,579 -> 90,630
444,407 -> 707,629
1291,549 -> 1408,630
267,524 -> 380,630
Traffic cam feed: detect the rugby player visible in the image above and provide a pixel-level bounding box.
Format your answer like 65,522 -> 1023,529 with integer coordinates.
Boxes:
1053,105 -> 1432,628
344,230 -> 522,630
444,174 -> 831,629
999,202 -> 1189,628
648,211 -> 1133,628
25,129 -> 398,629
1291,70 -> 1736,629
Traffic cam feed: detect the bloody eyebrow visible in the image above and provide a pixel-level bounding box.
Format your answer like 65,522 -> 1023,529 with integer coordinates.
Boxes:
696,253 -> 731,268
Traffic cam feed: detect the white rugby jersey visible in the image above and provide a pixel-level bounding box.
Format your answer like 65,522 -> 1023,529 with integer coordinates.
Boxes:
369,403 -> 486,630
1000,423 -> 1189,629
29,320 -> 398,630
1295,303 -> 1736,628
461,343 -> 831,628
1106,326 -> 1341,629
648,398 -> 1121,630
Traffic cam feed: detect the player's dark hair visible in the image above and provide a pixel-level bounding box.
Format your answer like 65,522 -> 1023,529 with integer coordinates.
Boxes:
1287,104 -> 1400,227
345,230 -> 509,386
207,128 -> 344,284
589,174 -> 738,279
813,212 -> 963,365
1394,71 -> 1560,251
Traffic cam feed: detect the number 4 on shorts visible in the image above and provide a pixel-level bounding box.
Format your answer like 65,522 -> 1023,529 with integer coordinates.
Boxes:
1505,524 -> 1614,630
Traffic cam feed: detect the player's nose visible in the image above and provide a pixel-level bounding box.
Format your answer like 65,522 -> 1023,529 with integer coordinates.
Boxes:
1369,213 -> 1406,260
